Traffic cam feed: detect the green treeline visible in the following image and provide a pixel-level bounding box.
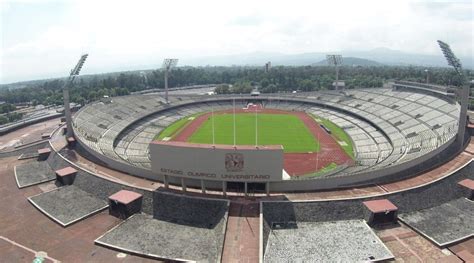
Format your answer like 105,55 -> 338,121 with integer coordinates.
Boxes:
0,65 -> 467,106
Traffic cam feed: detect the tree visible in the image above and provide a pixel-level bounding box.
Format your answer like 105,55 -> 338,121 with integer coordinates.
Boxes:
215,84 -> 230,94
0,103 -> 15,114
0,115 -> 8,125
232,81 -> 252,94
298,79 -> 314,91
0,65 -> 471,106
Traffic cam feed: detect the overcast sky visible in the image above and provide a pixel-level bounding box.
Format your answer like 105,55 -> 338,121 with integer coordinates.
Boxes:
1,0 -> 472,84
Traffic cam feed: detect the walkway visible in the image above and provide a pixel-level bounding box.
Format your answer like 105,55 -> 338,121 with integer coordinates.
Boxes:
0,155 -> 159,262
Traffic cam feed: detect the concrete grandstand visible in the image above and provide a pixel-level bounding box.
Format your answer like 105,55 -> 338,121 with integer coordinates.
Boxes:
71,84 -> 459,193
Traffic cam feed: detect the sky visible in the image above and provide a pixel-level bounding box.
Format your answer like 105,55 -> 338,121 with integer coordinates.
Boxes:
1,0 -> 472,84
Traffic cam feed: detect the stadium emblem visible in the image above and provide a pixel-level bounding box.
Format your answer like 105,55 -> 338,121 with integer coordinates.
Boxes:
225,153 -> 244,172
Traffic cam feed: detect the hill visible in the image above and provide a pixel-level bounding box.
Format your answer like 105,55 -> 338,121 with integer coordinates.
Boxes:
312,57 -> 383,67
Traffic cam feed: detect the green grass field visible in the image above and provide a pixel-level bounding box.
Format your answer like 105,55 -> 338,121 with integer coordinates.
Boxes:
299,162 -> 338,178
188,113 -> 319,153
311,115 -> 355,159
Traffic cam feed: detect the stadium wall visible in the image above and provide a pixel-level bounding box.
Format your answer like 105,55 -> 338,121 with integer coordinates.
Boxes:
73,96 -> 461,192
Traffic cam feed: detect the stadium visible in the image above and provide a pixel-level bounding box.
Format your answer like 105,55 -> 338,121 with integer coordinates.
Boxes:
71,82 -> 460,193
1,48 -> 473,262
3,0 -> 474,260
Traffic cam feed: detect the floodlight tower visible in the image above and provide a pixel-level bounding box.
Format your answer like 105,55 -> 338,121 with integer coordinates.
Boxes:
63,54 -> 88,138
327,54 -> 343,90
437,40 -> 468,150
162,58 -> 178,104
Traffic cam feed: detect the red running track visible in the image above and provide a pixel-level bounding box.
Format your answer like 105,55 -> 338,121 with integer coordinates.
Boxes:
284,112 -> 353,176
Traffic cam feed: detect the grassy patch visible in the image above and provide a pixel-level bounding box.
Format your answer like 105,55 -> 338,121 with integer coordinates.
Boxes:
188,113 -> 320,153
299,162 -> 338,178
311,115 -> 354,159
155,113 -> 202,140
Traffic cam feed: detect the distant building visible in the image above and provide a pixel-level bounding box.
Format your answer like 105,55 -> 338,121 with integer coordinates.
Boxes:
331,81 -> 345,90
56,103 -> 81,113
101,95 -> 112,104
265,62 -> 272,73
251,87 -> 260,96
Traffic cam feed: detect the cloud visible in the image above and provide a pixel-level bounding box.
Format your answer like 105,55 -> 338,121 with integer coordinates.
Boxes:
1,0 -> 472,83
229,13 -> 266,27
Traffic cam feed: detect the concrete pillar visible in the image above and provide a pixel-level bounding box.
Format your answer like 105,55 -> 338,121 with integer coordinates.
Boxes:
108,190 -> 143,219
164,70 -> 169,104
266,182 -> 270,196
55,167 -> 77,185
164,175 -> 169,188
63,87 -> 74,138
66,136 -> 76,148
244,182 -> 248,196
37,148 -> 51,161
362,199 -> 398,226
222,181 -> 227,197
458,179 -> 474,200
201,179 -> 206,194
181,178 -> 186,192
457,84 -> 469,150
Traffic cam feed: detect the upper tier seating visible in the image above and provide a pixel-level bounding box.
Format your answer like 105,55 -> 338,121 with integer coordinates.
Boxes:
73,88 -> 459,177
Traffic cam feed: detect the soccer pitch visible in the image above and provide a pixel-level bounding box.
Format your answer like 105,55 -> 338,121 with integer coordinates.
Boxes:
188,113 -> 320,153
